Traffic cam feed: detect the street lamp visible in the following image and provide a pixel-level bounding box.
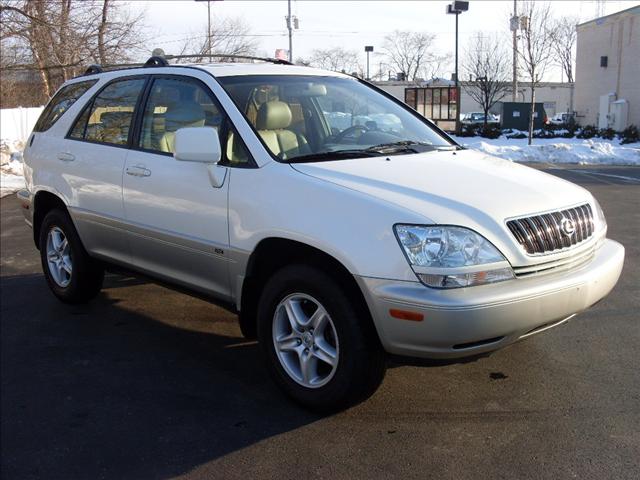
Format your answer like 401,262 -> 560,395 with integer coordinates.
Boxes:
446,0 -> 469,134
364,46 -> 374,80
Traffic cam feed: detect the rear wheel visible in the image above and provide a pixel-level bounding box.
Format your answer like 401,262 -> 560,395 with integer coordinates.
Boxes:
257,264 -> 386,411
39,209 -> 104,303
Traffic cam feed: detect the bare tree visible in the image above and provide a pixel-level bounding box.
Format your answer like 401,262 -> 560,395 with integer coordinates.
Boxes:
518,1 -> 556,144
549,15 -> 578,83
305,47 -> 361,74
462,33 -> 511,128
176,17 -> 258,62
382,30 -> 439,81
0,1 -> 146,106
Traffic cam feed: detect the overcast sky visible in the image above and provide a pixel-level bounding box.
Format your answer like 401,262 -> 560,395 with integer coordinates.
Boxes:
132,0 -> 637,81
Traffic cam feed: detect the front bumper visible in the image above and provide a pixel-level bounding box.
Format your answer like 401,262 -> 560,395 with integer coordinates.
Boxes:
357,239 -> 625,359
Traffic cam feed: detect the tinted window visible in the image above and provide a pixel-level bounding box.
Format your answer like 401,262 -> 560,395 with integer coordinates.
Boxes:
69,78 -> 145,146
33,80 -> 97,132
138,77 -> 253,166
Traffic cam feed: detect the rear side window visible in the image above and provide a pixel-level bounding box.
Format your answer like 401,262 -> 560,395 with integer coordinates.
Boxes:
33,80 -> 97,132
69,78 -> 146,146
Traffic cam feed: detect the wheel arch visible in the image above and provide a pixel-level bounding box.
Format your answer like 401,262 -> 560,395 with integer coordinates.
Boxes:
32,190 -> 70,249
238,237 -> 379,342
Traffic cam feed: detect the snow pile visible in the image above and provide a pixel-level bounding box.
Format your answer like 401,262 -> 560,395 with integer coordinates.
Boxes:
1,139 -> 26,198
453,136 -> 640,165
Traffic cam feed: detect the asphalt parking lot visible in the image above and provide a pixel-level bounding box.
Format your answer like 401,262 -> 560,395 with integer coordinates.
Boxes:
1,165 -> 639,480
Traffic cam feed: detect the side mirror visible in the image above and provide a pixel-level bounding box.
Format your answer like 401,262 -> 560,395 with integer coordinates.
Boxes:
173,127 -> 221,163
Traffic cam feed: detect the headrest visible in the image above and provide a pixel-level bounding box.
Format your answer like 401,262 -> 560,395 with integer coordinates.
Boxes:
256,101 -> 292,130
165,102 -> 206,131
100,111 -> 131,128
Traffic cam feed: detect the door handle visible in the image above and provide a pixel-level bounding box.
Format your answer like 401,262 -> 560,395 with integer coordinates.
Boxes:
125,166 -> 151,177
57,152 -> 75,162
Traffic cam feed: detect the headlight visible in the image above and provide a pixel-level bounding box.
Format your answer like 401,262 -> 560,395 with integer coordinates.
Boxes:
593,198 -> 607,233
394,225 -> 514,288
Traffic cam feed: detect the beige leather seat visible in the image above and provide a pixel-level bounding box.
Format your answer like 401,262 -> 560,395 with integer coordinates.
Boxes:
159,102 -> 206,153
256,101 -> 310,159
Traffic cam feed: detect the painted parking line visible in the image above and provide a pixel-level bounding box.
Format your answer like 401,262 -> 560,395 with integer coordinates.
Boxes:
567,170 -> 640,184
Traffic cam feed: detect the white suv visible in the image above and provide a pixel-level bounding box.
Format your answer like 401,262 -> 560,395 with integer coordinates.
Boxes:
19,57 -> 624,410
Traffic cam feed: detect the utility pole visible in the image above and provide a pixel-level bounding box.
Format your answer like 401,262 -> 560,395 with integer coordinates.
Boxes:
207,0 -> 212,56
511,0 -> 518,102
287,0 -> 293,62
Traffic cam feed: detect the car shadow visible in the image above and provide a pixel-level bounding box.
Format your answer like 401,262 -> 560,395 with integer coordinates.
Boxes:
0,273 -> 325,479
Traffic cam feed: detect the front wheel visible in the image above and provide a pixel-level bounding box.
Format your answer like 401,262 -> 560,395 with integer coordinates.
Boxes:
39,209 -> 104,304
257,264 -> 386,411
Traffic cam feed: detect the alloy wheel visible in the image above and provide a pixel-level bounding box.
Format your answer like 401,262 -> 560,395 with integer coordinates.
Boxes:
272,293 -> 339,388
46,226 -> 72,287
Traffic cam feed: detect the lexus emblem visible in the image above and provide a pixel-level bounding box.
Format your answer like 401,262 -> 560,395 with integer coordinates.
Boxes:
560,217 -> 576,236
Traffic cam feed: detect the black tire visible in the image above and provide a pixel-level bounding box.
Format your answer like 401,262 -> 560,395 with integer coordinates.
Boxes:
39,208 -> 104,304
257,264 -> 386,411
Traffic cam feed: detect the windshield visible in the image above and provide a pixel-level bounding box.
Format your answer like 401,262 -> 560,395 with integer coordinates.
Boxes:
217,75 -> 453,162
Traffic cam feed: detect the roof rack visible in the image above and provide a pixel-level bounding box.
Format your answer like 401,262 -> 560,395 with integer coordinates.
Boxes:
82,53 -> 292,76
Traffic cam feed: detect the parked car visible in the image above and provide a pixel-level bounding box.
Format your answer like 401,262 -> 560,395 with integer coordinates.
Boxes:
461,112 -> 500,126
18,57 -> 624,410
548,112 -> 575,126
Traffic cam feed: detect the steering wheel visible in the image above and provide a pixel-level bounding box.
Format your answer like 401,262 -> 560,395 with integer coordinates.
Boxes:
333,124 -> 369,143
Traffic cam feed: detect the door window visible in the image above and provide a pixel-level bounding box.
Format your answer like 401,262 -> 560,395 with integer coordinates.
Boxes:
138,77 -> 253,166
69,78 -> 146,146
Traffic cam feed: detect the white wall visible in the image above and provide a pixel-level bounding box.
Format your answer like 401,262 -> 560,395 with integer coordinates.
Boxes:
0,106 -> 44,143
574,6 -> 640,129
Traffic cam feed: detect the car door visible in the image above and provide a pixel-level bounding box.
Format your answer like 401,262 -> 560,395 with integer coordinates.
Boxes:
122,74 -> 233,299
64,76 -> 147,265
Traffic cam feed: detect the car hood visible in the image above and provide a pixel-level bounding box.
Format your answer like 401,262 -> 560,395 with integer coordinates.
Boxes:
291,148 -> 594,265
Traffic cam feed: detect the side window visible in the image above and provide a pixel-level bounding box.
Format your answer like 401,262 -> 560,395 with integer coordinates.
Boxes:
33,80 -> 97,132
138,77 -> 253,166
69,78 -> 146,146
139,77 -> 223,154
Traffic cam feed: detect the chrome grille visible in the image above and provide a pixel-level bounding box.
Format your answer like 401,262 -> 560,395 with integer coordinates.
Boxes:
507,204 -> 594,254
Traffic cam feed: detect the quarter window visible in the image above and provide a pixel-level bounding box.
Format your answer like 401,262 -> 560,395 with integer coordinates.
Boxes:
33,80 -> 97,132
69,78 -> 146,146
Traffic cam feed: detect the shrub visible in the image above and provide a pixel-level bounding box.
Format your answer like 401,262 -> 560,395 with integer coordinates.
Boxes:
598,127 -> 616,140
479,124 -> 501,139
619,125 -> 639,144
576,125 -> 597,139
458,124 -> 480,137
506,131 -> 527,139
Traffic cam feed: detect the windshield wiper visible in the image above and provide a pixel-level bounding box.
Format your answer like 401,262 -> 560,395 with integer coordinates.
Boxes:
364,140 -> 438,154
284,150 -> 383,163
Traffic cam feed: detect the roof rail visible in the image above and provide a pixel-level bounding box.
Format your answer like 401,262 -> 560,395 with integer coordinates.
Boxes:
144,56 -> 170,67
84,64 -> 103,75
81,53 -> 293,77
162,53 -> 293,65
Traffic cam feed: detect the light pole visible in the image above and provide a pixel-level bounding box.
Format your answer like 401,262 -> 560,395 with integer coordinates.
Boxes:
364,46 -> 374,80
447,1 -> 469,135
